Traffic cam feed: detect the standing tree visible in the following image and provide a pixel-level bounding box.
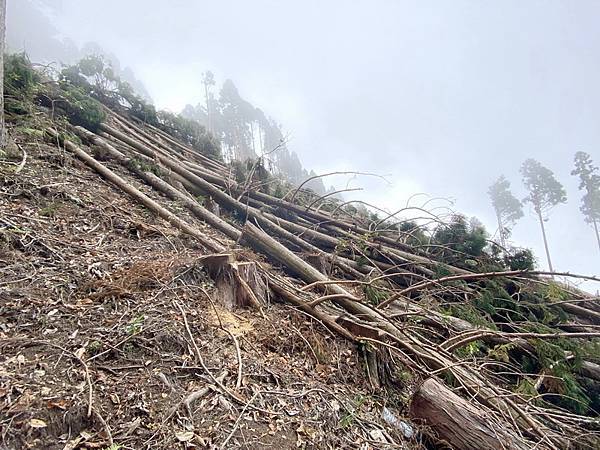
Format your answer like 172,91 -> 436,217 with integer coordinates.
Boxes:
487,176 -> 523,248
520,159 -> 567,271
0,0 -> 6,149
201,71 -> 215,134
571,151 -> 600,252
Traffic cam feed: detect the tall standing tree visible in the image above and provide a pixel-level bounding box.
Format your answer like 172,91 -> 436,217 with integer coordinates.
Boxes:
520,159 -> 567,272
201,71 -> 215,134
487,176 -> 523,248
571,151 -> 600,252
0,0 -> 6,149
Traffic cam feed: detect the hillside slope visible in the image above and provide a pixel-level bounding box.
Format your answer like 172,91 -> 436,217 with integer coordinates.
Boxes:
1,59 -> 600,449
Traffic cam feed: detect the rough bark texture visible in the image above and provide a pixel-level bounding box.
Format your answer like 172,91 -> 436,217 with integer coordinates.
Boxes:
410,378 -> 531,450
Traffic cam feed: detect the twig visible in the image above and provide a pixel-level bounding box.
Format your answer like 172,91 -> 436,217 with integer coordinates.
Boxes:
378,269 -> 600,309
14,144 -> 27,174
286,171 -> 390,203
174,300 -> 248,406
220,391 -> 259,449
222,328 -> 243,389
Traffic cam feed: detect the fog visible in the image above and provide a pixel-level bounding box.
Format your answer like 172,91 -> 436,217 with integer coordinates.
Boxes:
8,0 -> 599,289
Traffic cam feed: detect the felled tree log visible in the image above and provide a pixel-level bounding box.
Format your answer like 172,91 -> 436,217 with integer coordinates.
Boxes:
122,112 -> 228,173
100,123 -> 372,279
240,222 -> 567,447
46,128 -> 223,254
73,126 -> 241,243
410,378 -> 532,450
142,172 -> 241,241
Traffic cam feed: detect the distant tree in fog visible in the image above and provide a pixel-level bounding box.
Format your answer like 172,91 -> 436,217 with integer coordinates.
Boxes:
488,176 -> 523,248
572,151 -> 600,252
520,159 -> 566,271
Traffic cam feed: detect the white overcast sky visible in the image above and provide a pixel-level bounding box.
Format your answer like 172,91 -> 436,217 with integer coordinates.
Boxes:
8,0 -> 600,291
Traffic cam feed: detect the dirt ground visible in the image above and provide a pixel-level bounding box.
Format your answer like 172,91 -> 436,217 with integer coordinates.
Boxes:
1,126 -> 417,449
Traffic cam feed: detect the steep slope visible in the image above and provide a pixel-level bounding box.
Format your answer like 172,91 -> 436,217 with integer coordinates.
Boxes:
1,59 -> 600,449
1,121 -> 408,449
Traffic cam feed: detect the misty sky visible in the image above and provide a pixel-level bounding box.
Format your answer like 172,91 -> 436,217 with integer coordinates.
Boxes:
8,1 -> 600,289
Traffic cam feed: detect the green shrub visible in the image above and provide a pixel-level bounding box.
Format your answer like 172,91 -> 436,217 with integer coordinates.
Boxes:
4,53 -> 40,98
505,248 -> 535,270
59,83 -> 106,131
432,215 -> 488,267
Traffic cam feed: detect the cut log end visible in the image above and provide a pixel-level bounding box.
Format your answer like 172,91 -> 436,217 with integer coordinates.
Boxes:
199,254 -> 268,309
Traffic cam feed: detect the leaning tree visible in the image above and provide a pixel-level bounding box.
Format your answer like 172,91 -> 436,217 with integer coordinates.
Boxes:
572,151 -> 600,252
520,159 -> 566,272
488,175 -> 523,248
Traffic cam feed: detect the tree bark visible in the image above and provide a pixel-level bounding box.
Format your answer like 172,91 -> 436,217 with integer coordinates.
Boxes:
536,206 -> 554,272
410,378 -> 532,450
46,128 -> 224,254
593,218 -> 600,254
495,207 -> 506,248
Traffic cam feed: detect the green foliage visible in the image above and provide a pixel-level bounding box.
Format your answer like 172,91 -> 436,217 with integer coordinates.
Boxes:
432,215 -> 488,267
515,378 -> 540,403
39,202 -> 60,218
61,56 -> 221,159
455,340 -> 485,358
488,175 -> 523,242
87,340 -> 103,355
488,343 -> 516,363
548,363 -> 591,415
126,315 -> 145,335
156,110 -> 221,160
127,157 -> 161,176
362,284 -> 389,306
571,151 -> 600,224
59,83 -> 106,131
103,444 -> 123,450
4,53 -> 40,98
4,53 -> 41,116
443,302 -> 497,330
396,220 -> 428,246
339,395 -> 366,429
504,248 -> 535,270
521,159 -> 567,216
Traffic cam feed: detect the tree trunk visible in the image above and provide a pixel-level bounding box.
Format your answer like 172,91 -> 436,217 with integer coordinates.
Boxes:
536,207 -> 554,272
0,0 -> 6,149
495,208 -> 506,248
593,218 -> 600,254
204,81 -> 211,134
410,378 -> 532,450
46,128 -> 224,254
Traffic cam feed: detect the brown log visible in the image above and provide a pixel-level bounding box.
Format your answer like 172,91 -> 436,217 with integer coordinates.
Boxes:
100,123 -> 369,280
410,378 -> 532,450
142,172 -> 241,241
46,128 -> 223,254
73,126 -> 241,243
